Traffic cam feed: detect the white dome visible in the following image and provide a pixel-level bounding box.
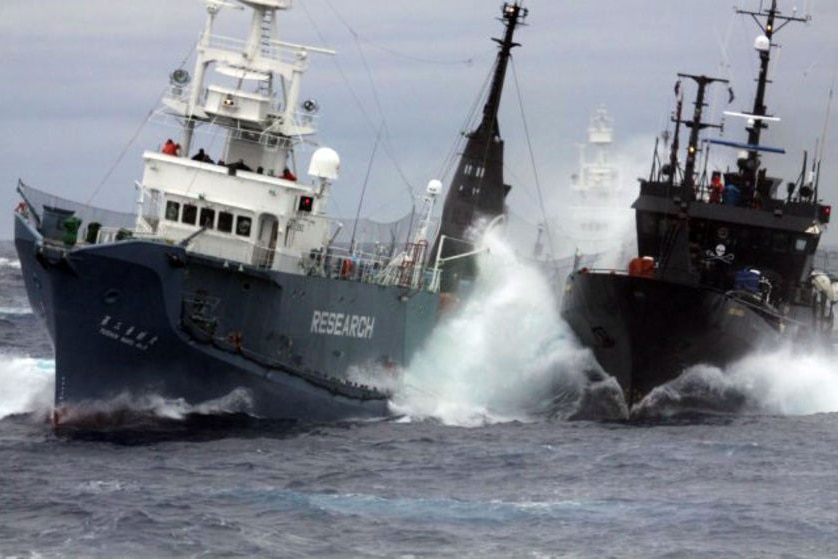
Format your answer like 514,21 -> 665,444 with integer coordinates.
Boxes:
308,147 -> 340,180
754,35 -> 770,52
426,179 -> 442,196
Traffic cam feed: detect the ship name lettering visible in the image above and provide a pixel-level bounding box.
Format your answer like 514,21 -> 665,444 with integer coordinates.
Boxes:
99,327 -> 120,340
310,310 -> 375,339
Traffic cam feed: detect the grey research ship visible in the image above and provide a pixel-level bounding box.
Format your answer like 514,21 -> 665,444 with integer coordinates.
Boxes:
14,0 -> 451,425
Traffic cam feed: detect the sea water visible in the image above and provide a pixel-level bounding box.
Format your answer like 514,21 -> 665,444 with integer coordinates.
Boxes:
2,239 -> 838,558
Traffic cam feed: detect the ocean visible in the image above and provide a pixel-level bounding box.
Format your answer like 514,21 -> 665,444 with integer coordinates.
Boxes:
2,237 -> 838,558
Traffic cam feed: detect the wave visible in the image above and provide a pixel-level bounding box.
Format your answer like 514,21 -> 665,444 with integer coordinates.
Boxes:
0,257 -> 21,270
53,387 -> 255,428
392,229 -> 610,427
0,352 -> 258,431
0,355 -> 54,420
633,341 -> 838,419
0,306 -> 34,316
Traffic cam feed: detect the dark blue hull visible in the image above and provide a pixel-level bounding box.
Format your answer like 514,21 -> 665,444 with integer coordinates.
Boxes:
560,270 -> 808,403
14,214 -> 439,424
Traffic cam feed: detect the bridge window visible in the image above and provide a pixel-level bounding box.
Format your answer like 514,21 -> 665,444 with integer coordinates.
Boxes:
236,216 -> 252,237
218,211 -> 234,233
182,204 -> 198,225
200,208 -> 215,229
794,237 -> 807,252
772,232 -> 788,253
165,201 -> 180,221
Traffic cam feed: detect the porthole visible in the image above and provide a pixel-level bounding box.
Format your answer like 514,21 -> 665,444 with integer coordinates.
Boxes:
103,289 -> 121,305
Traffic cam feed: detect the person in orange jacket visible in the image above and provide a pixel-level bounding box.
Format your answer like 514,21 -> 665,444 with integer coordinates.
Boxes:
162,139 -> 178,156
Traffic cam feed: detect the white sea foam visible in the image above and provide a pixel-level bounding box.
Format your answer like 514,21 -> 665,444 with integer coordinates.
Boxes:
0,257 -> 22,270
391,230 -> 602,426
54,387 -> 255,427
0,306 -> 34,316
634,341 -> 838,418
727,343 -> 838,415
0,352 -> 257,425
0,355 -> 54,420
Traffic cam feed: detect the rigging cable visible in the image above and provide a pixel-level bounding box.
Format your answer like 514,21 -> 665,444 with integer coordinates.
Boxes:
317,0 -> 472,204
309,0 -> 490,221
327,0 -> 415,192
343,30 -> 475,66
436,64 -> 495,184
84,38 -> 199,207
85,104 -> 156,208
296,0 -> 399,218
510,58 -> 554,260
350,122 -> 384,253
814,47 -> 837,199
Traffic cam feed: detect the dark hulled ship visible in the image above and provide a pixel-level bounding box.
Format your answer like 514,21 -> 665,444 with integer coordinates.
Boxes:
13,0 -> 536,427
561,1 -> 835,404
13,0 -> 451,426
431,2 -> 527,293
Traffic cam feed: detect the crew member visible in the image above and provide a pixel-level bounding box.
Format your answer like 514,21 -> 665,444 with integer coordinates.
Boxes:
228,158 -> 252,172
161,139 -> 178,156
191,148 -> 214,163
709,171 -> 724,204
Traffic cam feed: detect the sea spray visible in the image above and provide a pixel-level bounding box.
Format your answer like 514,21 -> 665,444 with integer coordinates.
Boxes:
633,341 -> 838,418
0,353 -> 257,426
53,387 -> 255,428
0,356 -> 54,420
727,342 -> 838,415
391,229 -> 609,425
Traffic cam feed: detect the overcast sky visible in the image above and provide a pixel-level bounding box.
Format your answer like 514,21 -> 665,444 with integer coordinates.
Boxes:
2,0 -> 837,245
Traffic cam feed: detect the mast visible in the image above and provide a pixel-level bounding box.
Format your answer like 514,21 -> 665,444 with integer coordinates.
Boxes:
169,0 -> 330,172
431,2 -> 527,291
182,2 -> 222,156
677,74 -> 727,193
736,0 -> 808,163
478,2 -> 525,144
667,81 -> 684,186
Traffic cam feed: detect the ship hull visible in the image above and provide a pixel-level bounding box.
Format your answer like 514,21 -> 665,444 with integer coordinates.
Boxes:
15,214 -> 439,424
560,270 -> 792,402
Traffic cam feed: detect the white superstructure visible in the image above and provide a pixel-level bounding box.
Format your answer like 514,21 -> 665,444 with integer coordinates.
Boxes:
566,106 -> 631,258
126,0 -> 437,285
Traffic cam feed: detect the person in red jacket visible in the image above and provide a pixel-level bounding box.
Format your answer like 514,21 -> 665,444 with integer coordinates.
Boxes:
709,171 -> 725,204
162,139 -> 179,156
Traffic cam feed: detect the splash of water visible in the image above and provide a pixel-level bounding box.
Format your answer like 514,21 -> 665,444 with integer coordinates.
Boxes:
391,230 -> 609,426
0,355 -> 54,421
728,342 -> 838,415
54,388 -> 255,428
0,352 -> 256,427
633,341 -> 838,418
0,257 -> 21,270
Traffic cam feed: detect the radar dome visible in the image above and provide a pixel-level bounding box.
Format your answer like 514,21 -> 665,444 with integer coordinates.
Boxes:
308,147 -> 340,180
426,179 -> 442,195
754,35 -> 770,52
